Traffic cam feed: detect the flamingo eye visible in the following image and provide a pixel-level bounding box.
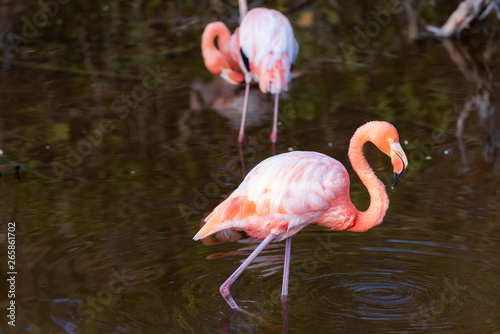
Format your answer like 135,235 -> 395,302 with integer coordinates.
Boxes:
240,48 -> 250,72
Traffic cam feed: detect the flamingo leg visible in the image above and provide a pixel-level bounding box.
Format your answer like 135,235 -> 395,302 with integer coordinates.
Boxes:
282,295 -> 290,334
220,234 -> 275,309
238,82 -> 250,143
281,236 -> 292,298
270,93 -> 279,143
238,142 -> 246,177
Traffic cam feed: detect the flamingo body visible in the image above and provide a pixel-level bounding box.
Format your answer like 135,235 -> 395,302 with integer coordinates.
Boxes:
193,121 -> 409,309
239,8 -> 299,94
193,152 -> 356,241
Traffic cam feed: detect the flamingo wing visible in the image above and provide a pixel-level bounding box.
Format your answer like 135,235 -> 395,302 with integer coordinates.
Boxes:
193,152 -> 350,241
224,28 -> 242,71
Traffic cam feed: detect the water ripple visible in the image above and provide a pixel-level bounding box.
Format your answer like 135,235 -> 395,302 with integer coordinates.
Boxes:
281,233 -> 500,333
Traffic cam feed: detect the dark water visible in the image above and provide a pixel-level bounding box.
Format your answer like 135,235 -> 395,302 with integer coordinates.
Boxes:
1,1 -> 500,333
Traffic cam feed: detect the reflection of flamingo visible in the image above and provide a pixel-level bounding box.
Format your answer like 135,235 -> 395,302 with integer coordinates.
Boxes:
190,76 -> 273,130
193,121 -> 408,309
201,8 -> 299,143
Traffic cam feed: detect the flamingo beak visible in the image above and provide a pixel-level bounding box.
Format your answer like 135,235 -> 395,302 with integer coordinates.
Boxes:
390,142 -> 408,189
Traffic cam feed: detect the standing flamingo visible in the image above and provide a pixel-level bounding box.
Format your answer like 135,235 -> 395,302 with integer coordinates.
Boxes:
193,121 -> 408,309
201,7 -> 299,143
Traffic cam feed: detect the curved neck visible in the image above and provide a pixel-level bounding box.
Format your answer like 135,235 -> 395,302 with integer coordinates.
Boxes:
347,127 -> 389,232
201,22 -> 231,75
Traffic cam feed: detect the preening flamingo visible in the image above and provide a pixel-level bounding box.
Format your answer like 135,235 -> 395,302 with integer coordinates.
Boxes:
193,121 -> 408,309
201,7 -> 299,143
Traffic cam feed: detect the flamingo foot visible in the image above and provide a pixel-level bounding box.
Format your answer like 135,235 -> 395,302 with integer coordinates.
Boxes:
220,278 -> 241,310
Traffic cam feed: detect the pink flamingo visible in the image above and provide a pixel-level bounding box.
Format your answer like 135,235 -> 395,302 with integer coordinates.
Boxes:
193,121 -> 408,309
201,8 -> 299,143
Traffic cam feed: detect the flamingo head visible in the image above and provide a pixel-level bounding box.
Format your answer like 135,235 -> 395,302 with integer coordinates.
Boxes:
389,141 -> 408,188
370,122 -> 408,188
202,54 -> 244,85
220,68 -> 245,86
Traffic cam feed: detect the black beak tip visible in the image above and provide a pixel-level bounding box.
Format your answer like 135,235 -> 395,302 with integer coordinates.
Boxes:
391,176 -> 398,189
392,170 -> 405,189
392,155 -> 406,189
